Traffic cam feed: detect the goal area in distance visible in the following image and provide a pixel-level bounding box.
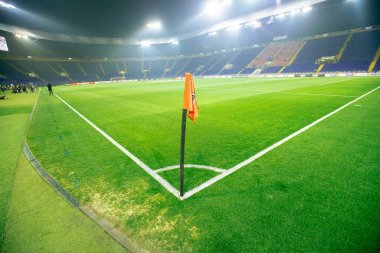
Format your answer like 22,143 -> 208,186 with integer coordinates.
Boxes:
110,76 -> 126,82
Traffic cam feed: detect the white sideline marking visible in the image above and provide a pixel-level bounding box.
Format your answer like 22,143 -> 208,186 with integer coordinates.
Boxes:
228,88 -> 357,98
268,91 -> 357,98
318,77 -> 356,85
54,94 -> 181,198
155,164 -> 226,173
181,86 -> 380,200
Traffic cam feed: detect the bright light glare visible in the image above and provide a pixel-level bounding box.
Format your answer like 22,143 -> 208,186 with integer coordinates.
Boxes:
276,13 -> 286,19
170,40 -> 179,45
246,21 -> 261,28
302,6 -> 312,13
146,21 -> 162,30
0,1 -> 16,9
204,1 -> 223,17
290,9 -> 300,15
203,0 -> 232,18
141,41 -> 151,47
208,31 -> 218,36
226,24 -> 241,32
15,33 -> 28,39
222,0 -> 233,6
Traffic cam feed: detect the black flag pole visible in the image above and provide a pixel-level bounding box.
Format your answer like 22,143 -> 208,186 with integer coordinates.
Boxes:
179,108 -> 188,197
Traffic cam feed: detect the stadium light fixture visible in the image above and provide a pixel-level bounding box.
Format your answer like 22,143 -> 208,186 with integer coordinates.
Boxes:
208,31 -> 218,36
276,13 -> 286,20
0,1 -> 16,9
203,0 -> 232,18
246,20 -> 261,28
222,0 -> 233,7
146,21 -> 162,30
226,24 -> 241,32
290,9 -> 300,16
302,6 -> 312,13
141,40 -> 151,47
14,33 -> 30,40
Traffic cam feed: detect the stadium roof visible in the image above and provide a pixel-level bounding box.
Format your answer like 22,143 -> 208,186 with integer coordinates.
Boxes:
0,0 -> 379,45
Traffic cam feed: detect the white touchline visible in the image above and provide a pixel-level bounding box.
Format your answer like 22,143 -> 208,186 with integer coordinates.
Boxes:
181,85 -> 380,200
26,91 -> 41,135
228,89 -> 357,98
54,94 -> 181,199
318,77 -> 356,86
155,164 -> 227,173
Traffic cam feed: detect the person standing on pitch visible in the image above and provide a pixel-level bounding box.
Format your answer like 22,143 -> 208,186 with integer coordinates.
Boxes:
47,83 -> 53,96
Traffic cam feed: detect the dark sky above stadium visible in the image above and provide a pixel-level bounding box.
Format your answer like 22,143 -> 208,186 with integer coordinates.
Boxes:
0,0 -> 293,38
1,0 -> 379,40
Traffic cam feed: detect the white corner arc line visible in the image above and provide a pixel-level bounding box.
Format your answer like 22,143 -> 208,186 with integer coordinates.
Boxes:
181,85 -> 380,200
155,164 -> 226,173
54,94 -> 181,199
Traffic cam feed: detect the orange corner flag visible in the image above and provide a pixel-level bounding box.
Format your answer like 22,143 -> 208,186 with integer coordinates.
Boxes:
183,73 -> 199,122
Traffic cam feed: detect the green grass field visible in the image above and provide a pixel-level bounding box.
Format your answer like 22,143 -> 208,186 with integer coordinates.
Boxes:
0,93 -> 126,252
27,77 -> 380,252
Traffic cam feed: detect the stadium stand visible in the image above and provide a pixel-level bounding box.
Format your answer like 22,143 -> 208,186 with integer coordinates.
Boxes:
323,30 -> 380,72
255,40 -> 307,73
282,35 -> 348,73
1,26 -> 380,85
248,43 -> 284,68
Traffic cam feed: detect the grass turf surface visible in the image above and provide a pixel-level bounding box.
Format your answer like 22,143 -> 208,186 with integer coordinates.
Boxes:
0,92 -> 127,252
0,92 -> 37,246
27,77 -> 380,252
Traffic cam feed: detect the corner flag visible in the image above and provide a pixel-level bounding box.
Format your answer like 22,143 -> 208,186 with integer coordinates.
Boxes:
179,73 -> 198,197
183,73 -> 199,122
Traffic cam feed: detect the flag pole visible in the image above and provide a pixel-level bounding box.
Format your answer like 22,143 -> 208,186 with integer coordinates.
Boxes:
179,108 -> 187,197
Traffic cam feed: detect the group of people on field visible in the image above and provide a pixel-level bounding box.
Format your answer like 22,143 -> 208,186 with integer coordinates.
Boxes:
0,83 -> 37,94
0,82 -> 54,100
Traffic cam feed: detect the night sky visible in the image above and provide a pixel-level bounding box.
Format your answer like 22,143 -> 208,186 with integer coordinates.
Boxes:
0,0 -> 288,38
0,0 -> 379,40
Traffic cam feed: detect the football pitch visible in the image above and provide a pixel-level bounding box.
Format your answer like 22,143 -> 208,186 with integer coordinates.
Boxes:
27,77 -> 380,252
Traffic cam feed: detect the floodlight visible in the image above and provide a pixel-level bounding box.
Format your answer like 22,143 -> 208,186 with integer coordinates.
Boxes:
0,1 -> 16,9
68,57 -> 72,60
202,0 -> 233,18
226,24 -> 241,32
276,13 -> 286,19
222,0 -> 233,6
246,21 -> 261,28
170,39 -> 179,45
15,33 -> 29,39
146,21 -> 162,30
302,6 -> 312,13
141,41 -> 151,47
290,9 -> 298,15
27,56 -> 32,59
